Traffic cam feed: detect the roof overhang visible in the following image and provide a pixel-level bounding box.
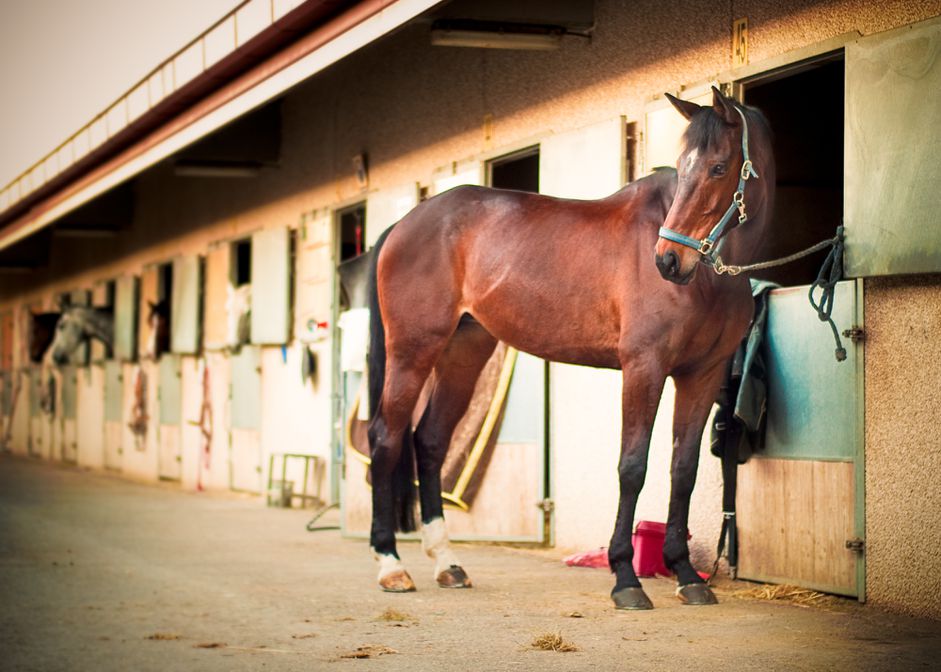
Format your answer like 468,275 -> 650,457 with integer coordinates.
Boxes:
0,0 -> 442,254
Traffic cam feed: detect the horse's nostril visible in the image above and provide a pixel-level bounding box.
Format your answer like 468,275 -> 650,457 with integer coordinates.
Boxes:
664,250 -> 679,277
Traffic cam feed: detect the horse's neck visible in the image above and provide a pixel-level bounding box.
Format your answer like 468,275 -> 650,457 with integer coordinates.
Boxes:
80,308 -> 114,346
718,177 -> 775,267
723,122 -> 776,267
721,214 -> 766,266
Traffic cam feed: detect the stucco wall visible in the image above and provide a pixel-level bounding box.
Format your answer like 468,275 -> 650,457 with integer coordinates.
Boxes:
1,0 -> 940,587
865,275 -> 941,619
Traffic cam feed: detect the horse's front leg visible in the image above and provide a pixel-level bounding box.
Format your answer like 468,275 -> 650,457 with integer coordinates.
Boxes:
609,361 -> 666,610
665,360 -> 729,605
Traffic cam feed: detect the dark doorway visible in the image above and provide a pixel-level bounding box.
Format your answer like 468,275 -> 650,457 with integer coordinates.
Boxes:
742,56 -> 844,287
233,238 -> 252,286
486,145 -> 548,506
156,262 -> 173,358
489,147 -> 539,193
337,203 -> 366,263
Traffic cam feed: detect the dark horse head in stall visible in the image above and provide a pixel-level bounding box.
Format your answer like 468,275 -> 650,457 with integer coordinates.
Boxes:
29,312 -> 62,364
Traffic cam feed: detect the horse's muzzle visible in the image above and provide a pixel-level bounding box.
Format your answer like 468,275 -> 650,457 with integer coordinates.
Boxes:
655,250 -> 694,285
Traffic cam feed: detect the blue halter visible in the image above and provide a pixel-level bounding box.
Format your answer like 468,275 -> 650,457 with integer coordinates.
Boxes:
658,106 -> 759,260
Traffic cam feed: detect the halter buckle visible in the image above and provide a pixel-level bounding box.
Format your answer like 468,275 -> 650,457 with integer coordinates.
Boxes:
698,239 -> 714,255
740,160 -> 754,181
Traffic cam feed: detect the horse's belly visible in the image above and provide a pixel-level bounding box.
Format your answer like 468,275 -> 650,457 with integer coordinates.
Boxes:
469,304 -> 621,370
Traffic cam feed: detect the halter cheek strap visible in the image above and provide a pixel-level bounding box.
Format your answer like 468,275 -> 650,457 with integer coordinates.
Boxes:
658,106 -> 759,259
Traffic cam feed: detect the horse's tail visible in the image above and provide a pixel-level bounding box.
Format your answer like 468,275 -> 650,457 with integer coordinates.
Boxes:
367,226 -> 417,533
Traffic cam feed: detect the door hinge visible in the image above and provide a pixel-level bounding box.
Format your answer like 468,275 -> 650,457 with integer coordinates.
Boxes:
536,498 -> 555,513
845,537 -> 866,553
842,327 -> 866,343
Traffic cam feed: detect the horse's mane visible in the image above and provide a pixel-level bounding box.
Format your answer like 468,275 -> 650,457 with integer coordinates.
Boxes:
683,102 -> 772,152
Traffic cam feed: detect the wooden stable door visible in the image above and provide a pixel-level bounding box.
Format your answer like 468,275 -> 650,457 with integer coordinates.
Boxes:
230,345 -> 262,493
737,280 -> 864,597
158,354 -> 182,480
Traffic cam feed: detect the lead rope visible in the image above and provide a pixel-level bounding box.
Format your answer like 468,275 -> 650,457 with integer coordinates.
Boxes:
712,225 -> 847,361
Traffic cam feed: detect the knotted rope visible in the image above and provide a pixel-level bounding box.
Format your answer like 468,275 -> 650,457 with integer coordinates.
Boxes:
712,226 -> 847,361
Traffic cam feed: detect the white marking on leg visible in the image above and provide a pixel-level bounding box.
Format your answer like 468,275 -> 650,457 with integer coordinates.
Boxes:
421,517 -> 461,578
372,549 -> 406,581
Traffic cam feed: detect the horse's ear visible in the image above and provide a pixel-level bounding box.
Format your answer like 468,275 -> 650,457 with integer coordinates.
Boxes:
711,86 -> 740,125
665,93 -> 702,121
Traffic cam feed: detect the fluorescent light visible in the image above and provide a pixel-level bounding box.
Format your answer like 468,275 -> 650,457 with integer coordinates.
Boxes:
431,28 -> 562,50
174,160 -> 262,178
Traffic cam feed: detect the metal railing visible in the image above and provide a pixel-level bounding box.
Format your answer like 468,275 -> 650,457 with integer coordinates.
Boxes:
0,0 -> 309,219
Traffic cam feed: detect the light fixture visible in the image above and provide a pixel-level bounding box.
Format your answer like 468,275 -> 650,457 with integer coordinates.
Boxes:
430,20 -> 566,51
174,159 -> 262,178
431,28 -> 562,50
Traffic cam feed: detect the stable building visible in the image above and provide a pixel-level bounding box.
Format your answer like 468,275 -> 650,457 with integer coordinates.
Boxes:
1,0 -> 939,619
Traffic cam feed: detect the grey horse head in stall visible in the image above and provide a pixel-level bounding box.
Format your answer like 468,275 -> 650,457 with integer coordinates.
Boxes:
48,305 -> 115,365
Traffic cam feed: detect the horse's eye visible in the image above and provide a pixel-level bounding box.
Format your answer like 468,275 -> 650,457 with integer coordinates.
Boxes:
710,163 -> 727,177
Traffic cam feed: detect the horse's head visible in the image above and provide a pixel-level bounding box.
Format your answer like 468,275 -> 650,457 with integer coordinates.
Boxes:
145,300 -> 169,359
29,312 -> 62,363
655,87 -> 772,284
48,307 -> 90,365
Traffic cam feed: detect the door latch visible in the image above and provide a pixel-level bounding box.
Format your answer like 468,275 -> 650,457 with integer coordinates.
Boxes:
845,537 -> 866,553
842,327 -> 866,343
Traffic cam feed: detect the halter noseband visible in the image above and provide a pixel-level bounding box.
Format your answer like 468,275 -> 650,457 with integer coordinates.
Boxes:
658,106 -> 759,261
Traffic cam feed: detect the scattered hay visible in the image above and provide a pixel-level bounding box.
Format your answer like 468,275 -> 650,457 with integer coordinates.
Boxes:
291,633 -> 318,640
732,583 -> 833,607
146,633 -> 181,641
377,607 -> 411,622
194,642 -> 226,649
564,611 -> 584,618
338,645 -> 399,659
376,607 -> 417,627
530,632 -> 579,653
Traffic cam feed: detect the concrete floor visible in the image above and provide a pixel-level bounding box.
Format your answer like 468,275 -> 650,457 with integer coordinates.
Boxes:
2,454 -> 940,672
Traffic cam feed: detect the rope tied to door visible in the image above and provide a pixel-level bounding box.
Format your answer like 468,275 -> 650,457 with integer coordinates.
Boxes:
712,225 -> 847,361
196,361 -> 213,491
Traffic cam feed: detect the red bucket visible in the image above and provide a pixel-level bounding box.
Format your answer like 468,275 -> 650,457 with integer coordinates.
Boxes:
632,520 -> 670,577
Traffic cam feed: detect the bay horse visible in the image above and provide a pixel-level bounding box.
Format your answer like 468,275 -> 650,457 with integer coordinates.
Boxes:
144,300 -> 170,359
47,305 -> 114,365
366,87 -> 774,609
29,312 -> 62,363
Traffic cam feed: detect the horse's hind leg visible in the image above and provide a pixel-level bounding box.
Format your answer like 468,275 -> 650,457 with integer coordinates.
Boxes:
415,319 -> 497,587
370,337 -> 450,592
666,360 -> 729,605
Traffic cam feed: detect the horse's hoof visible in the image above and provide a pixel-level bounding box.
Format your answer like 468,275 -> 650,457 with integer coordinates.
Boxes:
437,565 -> 473,589
612,586 -> 654,610
676,583 -> 718,605
379,570 -> 416,593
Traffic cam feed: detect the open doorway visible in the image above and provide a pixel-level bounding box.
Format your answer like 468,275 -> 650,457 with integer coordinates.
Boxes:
227,238 -> 253,348
337,203 -> 366,266
488,147 -> 539,192
487,145 -> 550,538
742,55 -> 844,287
735,54 -> 863,598
154,262 -> 173,358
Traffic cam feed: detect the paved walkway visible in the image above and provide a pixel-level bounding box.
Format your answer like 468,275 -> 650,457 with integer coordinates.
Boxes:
2,454 -> 940,671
